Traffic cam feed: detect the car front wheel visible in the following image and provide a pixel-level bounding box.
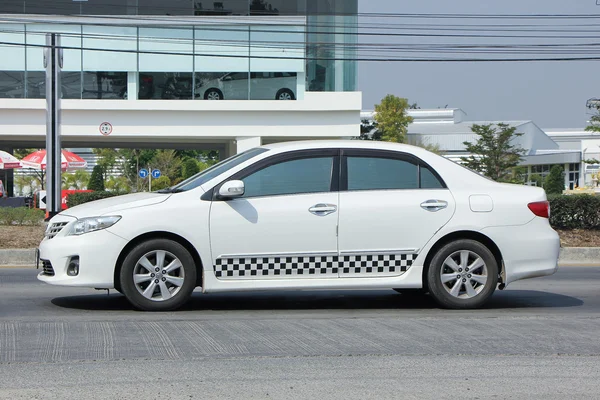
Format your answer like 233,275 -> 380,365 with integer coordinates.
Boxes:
427,239 -> 498,309
120,239 -> 197,311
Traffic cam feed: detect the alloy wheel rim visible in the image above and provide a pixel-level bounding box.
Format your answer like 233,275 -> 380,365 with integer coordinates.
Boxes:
133,250 -> 185,302
279,92 -> 292,100
440,250 -> 488,299
207,91 -> 220,100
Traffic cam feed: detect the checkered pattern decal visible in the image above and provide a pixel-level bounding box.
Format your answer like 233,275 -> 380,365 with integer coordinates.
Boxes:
214,253 -> 417,279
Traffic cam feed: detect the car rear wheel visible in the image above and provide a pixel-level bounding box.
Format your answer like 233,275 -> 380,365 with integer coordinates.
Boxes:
120,239 -> 197,311
276,89 -> 295,100
427,239 -> 498,309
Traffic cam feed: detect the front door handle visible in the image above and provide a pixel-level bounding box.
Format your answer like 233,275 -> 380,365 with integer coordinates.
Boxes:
309,203 -> 337,216
420,199 -> 448,212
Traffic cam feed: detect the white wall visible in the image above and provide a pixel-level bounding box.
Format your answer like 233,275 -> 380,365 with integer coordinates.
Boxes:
0,92 -> 362,148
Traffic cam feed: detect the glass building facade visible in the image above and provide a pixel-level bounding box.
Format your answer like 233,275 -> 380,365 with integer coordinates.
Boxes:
0,0 -> 357,100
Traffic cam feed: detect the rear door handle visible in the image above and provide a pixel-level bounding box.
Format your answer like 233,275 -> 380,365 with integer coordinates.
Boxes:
309,203 -> 337,216
420,199 -> 448,212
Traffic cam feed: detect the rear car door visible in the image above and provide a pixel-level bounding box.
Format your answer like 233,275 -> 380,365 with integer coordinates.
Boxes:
337,149 -> 456,277
209,149 -> 340,280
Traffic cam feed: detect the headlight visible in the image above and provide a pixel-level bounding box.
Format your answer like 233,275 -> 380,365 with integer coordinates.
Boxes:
68,216 -> 121,236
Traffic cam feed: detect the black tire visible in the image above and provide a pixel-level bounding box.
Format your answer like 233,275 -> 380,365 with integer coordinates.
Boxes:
427,239 -> 498,309
204,88 -> 223,100
120,239 -> 197,311
276,88 -> 295,100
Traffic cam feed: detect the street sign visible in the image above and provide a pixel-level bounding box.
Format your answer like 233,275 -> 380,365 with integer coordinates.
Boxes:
139,169 -> 148,179
99,122 -> 112,136
151,169 -> 161,179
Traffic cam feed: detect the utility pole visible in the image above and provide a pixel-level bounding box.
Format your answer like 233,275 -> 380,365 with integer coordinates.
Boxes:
44,33 -> 63,220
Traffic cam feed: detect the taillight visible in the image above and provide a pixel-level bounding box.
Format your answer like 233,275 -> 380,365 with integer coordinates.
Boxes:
528,201 -> 549,218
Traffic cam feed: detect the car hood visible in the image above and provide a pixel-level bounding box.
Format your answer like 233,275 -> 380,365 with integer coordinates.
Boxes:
60,192 -> 171,219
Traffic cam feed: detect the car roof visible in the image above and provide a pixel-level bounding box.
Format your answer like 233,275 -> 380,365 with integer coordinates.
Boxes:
260,140 -> 423,153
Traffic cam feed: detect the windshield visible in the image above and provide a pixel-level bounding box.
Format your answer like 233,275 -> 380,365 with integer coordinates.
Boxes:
165,148 -> 268,193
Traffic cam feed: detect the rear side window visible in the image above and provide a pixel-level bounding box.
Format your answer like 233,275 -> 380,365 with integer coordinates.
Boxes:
242,157 -> 334,198
347,156 -> 445,191
421,165 -> 444,189
348,157 -> 418,190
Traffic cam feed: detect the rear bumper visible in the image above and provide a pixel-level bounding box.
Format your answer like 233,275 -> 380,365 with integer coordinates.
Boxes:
482,217 -> 560,285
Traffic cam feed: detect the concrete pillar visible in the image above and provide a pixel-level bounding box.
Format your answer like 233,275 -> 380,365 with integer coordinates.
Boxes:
564,163 -> 570,190
296,71 -> 306,100
127,71 -> 138,100
235,137 -> 261,154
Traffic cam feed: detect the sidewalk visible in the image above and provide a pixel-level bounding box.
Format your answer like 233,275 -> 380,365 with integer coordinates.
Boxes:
1,247 -> 599,268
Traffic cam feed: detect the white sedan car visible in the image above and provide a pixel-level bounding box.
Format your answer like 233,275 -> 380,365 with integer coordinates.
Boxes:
38,141 -> 560,311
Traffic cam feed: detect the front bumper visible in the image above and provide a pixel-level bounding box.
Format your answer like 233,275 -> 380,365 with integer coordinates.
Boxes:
37,228 -> 127,289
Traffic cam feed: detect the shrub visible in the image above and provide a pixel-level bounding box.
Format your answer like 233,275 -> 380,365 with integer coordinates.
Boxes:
0,207 -> 44,226
548,194 -> 600,229
544,165 -> 565,194
67,191 -> 121,208
152,176 -> 171,191
88,165 -> 105,191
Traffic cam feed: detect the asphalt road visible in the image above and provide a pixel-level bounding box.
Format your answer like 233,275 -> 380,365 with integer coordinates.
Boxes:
0,267 -> 599,399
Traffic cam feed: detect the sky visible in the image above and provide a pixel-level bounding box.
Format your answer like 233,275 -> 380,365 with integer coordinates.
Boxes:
358,0 -> 600,128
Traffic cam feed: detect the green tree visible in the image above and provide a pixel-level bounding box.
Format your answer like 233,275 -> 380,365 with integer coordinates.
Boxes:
585,100 -> 600,133
88,165 -> 105,191
13,148 -> 37,159
373,95 -> 413,143
105,175 -> 130,193
544,165 -> 565,194
63,169 -> 90,190
529,173 -> 543,188
93,148 -> 119,175
14,173 -> 42,196
118,149 -> 157,192
151,176 -> 171,191
149,150 -> 182,182
358,118 -> 381,141
461,123 -> 526,182
182,158 -> 200,179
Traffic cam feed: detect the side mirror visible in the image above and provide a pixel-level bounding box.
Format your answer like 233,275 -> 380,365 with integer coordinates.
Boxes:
218,180 -> 245,199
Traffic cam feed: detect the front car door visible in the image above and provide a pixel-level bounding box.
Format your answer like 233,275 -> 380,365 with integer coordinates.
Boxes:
209,149 -> 340,280
337,149 -> 456,278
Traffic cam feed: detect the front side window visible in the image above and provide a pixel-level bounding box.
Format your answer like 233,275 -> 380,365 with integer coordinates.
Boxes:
171,148 -> 268,192
242,157 -> 334,198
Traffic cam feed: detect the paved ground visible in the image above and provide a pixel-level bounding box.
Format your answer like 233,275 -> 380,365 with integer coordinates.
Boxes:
0,267 -> 599,399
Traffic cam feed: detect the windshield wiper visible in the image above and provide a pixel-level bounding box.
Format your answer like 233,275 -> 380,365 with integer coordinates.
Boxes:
156,188 -> 186,194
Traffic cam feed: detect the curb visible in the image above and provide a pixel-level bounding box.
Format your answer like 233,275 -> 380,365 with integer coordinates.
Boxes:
1,247 -> 600,268
0,248 -> 37,267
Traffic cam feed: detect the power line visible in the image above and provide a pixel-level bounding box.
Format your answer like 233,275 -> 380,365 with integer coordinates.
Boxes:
1,39 -> 599,62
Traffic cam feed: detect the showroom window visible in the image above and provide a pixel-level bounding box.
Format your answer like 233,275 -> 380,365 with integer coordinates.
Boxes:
242,156 -> 334,198
25,71 -> 82,99
250,72 -> 297,100
82,72 -> 127,99
0,72 -> 25,98
139,72 -> 194,100
347,157 -> 420,191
